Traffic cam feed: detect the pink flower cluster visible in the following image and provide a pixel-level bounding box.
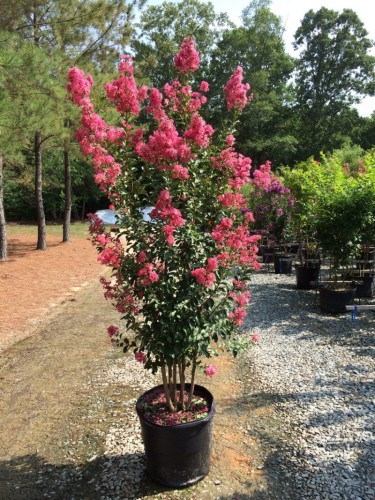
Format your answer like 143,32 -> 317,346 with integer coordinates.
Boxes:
164,79 -> 208,114
211,219 -> 261,267
100,275 -> 140,315
136,118 -> 192,170
146,87 -> 167,121
228,290 -> 251,326
150,190 -> 185,245
252,333 -> 260,343
224,66 -> 251,112
252,161 -> 272,191
211,149 -> 252,190
97,244 -> 122,268
138,262 -> 160,286
104,55 -> 148,116
107,325 -> 119,338
174,37 -> 200,73
191,257 -> 218,288
184,113 -> 214,149
67,67 -> 93,106
135,351 -> 147,363
217,192 -> 246,209
68,67 -> 126,191
204,365 -> 218,377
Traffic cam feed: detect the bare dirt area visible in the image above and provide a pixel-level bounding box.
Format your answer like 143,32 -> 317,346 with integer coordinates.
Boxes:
0,235 -> 286,499
0,234 -> 101,351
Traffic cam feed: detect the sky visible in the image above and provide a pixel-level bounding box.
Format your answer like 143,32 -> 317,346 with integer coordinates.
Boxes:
145,0 -> 375,117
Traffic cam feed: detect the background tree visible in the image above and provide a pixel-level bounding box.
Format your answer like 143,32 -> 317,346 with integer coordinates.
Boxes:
208,0 -> 296,166
0,0 -> 145,244
131,0 -> 232,87
0,31 -> 58,256
293,7 -> 375,160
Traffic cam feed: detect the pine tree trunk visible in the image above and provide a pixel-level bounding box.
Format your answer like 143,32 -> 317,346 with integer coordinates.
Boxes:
0,155 -> 8,260
62,146 -> 72,242
35,131 -> 47,250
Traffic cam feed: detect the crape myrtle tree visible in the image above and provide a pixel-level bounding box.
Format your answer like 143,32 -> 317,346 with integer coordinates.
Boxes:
0,0 -> 145,244
293,7 -> 375,160
208,0 -> 296,166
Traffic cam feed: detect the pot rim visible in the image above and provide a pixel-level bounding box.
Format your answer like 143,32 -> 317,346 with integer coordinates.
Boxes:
136,383 -> 215,429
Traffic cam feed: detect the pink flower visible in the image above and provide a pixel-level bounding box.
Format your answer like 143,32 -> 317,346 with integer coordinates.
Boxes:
135,351 -> 146,363
226,134 -> 235,147
204,365 -> 218,377
138,262 -> 160,286
206,257 -> 218,272
228,307 -> 247,326
172,164 -> 190,180
200,81 -> 209,92
252,333 -> 260,343
217,192 -> 246,209
174,37 -> 200,73
67,67 -> 93,106
191,267 -> 215,288
104,56 -> 147,116
137,251 -> 148,264
224,66 -> 250,112
184,113 -> 214,149
107,325 -> 119,337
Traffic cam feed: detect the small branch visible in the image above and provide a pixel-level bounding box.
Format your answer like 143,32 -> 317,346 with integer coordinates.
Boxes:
172,361 -> 177,405
179,360 -> 186,411
187,359 -> 197,407
161,364 -> 175,412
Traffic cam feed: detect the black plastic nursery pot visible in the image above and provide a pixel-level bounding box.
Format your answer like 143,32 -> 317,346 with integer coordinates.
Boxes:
136,384 -> 215,488
295,263 -> 320,289
319,285 -> 356,313
273,254 -> 293,274
346,273 -> 375,298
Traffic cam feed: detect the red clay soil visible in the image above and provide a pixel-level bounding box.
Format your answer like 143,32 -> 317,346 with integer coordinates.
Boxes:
0,234 -> 102,351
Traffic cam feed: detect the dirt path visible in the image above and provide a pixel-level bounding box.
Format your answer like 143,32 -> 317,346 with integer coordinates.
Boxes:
0,234 -> 100,351
0,237 -> 287,499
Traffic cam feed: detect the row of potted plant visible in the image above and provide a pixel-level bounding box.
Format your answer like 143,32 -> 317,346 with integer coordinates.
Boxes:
243,150 -> 375,312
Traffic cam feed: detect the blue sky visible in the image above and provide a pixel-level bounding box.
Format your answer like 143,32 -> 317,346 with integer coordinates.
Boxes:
145,0 -> 375,116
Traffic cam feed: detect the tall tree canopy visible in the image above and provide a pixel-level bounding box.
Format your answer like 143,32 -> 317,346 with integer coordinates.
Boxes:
209,0 -> 295,165
131,0 -> 232,87
293,7 -> 375,159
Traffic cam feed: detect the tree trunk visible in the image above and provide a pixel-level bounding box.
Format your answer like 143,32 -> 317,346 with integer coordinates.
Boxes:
62,146 -> 72,242
0,155 -> 8,260
81,192 -> 86,221
35,131 -> 47,250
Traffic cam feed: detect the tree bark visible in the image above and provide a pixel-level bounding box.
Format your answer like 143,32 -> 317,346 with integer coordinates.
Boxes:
35,131 -> 47,250
62,146 -> 72,242
0,155 -> 8,260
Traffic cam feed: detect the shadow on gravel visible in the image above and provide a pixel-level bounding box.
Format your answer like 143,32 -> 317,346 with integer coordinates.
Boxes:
0,453 -> 106,499
0,451 -> 287,500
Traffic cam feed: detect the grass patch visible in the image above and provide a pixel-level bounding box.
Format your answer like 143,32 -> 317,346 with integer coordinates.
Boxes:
7,222 -> 90,238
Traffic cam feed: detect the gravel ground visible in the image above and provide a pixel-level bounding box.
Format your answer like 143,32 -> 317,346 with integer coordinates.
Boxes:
88,269 -> 374,499
244,270 -> 375,500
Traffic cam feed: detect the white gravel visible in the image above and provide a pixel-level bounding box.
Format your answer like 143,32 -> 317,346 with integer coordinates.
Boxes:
92,268 -> 374,499
244,270 -> 375,500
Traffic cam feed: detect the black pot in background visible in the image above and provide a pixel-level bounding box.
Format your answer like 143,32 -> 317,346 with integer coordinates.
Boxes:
295,263 -> 320,289
319,285 -> 356,313
136,384 -> 215,488
357,250 -> 375,270
259,245 -> 278,264
345,273 -> 375,298
274,254 -> 293,274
